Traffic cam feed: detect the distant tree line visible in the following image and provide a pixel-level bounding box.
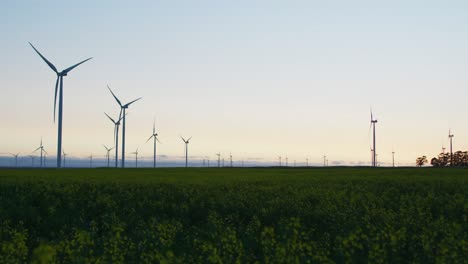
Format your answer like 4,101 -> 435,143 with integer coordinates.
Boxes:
430,151 -> 468,167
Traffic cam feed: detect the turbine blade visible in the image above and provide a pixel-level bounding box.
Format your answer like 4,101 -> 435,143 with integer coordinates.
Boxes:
156,138 -> 162,144
104,112 -> 116,124
180,136 -> 186,142
187,136 -> 192,142
62,57 -> 93,74
153,120 -> 155,134
107,86 -> 123,107
146,135 -> 153,143
29,42 -> 58,73
123,97 -> 142,108
53,76 -> 59,122
34,147 -> 41,152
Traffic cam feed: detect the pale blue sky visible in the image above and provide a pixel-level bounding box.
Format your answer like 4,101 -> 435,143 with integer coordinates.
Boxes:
1,0 -> 468,165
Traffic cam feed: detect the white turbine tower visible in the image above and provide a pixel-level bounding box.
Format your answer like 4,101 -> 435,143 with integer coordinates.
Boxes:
146,120 -> 161,168
105,112 -> 124,168
103,145 -> 114,168
107,86 -> 142,168
29,43 -> 92,168
181,136 -> 192,168
370,110 -> 378,167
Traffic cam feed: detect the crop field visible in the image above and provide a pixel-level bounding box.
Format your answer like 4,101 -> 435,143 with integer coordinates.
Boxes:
0,167 -> 466,263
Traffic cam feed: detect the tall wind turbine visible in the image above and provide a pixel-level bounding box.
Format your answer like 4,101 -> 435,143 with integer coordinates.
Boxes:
103,145 -> 114,168
105,112 -> 124,168
230,153 -> 233,167
449,129 -> 454,166
29,43 -> 92,168
278,156 -> 282,167
34,139 -> 47,167
146,120 -> 161,168
181,136 -> 192,168
370,110 -> 378,167
107,86 -> 142,168
10,153 -> 20,167
131,147 -> 139,168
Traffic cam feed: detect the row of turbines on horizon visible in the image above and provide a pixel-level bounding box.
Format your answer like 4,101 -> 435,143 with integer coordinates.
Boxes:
10,43 -> 456,169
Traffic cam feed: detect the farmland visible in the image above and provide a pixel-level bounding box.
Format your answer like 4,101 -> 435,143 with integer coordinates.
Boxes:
0,167 -> 466,263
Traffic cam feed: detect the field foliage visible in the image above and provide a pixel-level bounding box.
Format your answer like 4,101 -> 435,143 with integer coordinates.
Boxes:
0,167 -> 466,263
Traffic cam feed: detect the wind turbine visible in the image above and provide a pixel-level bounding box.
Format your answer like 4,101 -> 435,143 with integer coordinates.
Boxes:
105,112 -> 124,168
146,120 -> 161,168
131,147 -> 139,168
10,153 -> 20,167
62,150 -> 68,167
370,109 -> 378,167
103,145 -> 114,168
216,153 -> 221,167
323,155 -> 327,167
392,151 -> 395,167
306,158 -> 309,167
278,156 -> 282,167
29,42 -> 92,168
449,129 -> 454,166
230,153 -> 233,167
34,139 -> 47,167
107,86 -> 142,168
181,136 -> 192,167
89,154 -> 93,168
29,155 -> 35,167
286,156 -> 288,167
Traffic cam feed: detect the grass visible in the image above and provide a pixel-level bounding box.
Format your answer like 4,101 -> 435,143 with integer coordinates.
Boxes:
0,167 -> 466,263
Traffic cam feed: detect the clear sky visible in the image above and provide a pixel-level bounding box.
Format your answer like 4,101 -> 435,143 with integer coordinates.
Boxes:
1,0 -> 468,166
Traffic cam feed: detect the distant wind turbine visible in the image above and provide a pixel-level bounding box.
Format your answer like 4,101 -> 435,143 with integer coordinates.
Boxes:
29,155 -> 35,167
216,153 -> 221,167
10,153 -> 20,167
392,151 -> 395,167
89,154 -> 93,168
103,145 -> 114,168
62,150 -> 68,167
105,112 -> 124,168
370,109 -> 378,167
278,156 -> 282,167
29,42 -> 92,168
181,136 -> 192,168
34,139 -> 47,167
230,153 -> 233,167
107,85 -> 142,168
146,120 -> 161,168
131,147 -> 139,168
306,158 -> 309,167
449,129 -> 454,166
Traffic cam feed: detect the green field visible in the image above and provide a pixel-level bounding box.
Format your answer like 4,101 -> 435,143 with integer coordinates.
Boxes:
0,167 -> 466,263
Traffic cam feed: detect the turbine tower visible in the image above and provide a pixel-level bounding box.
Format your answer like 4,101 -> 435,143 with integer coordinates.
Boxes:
278,156 -> 282,167
29,43 -> 92,168
181,136 -> 192,168
131,147 -> 139,168
216,153 -> 221,167
108,86 -> 142,168
62,150 -> 68,167
10,153 -> 20,167
103,145 -> 114,168
34,139 -> 47,167
449,129 -> 454,166
105,112 -> 124,168
370,110 -> 378,167
230,153 -> 233,167
146,120 -> 161,168
89,154 -> 93,168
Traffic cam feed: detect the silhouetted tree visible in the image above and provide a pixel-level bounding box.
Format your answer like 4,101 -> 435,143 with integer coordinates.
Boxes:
416,156 -> 427,167
430,151 -> 468,167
